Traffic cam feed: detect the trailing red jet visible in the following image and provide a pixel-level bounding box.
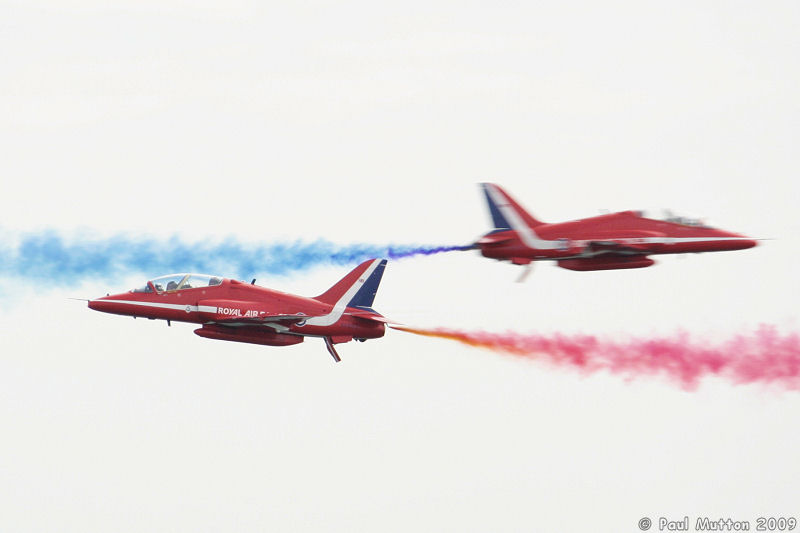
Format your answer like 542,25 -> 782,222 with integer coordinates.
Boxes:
476,183 -> 756,276
88,259 -> 389,361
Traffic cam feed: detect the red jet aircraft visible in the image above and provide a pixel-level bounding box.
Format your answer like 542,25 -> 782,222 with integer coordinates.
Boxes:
476,183 -> 756,276
88,259 -> 389,361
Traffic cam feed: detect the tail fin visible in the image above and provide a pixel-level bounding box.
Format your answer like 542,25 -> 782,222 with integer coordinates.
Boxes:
481,183 -> 545,230
314,259 -> 387,311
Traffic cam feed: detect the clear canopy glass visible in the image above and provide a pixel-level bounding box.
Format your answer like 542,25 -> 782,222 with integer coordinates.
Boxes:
658,210 -> 710,228
635,209 -> 711,229
132,273 -> 223,293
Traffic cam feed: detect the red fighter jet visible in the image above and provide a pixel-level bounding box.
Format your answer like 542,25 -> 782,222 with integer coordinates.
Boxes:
476,183 -> 757,278
88,259 -> 389,362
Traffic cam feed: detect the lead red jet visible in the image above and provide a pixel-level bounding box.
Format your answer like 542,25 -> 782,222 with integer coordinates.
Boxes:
88,259 -> 389,361
476,183 -> 756,277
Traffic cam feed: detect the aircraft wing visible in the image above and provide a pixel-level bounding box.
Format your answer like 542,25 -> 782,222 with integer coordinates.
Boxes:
581,230 -> 664,255
212,314 -> 313,325
586,240 -> 652,254
476,233 -> 514,246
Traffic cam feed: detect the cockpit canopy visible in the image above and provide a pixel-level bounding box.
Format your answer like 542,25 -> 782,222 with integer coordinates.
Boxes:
662,214 -> 710,228
132,273 -> 223,293
636,209 -> 712,229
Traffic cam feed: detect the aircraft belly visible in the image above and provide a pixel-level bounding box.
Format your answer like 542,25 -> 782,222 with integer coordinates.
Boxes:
557,256 -> 656,271
194,324 -> 304,346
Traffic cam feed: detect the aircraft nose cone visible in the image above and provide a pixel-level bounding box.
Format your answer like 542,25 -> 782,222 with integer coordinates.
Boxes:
88,297 -> 112,312
726,232 -> 758,250
720,237 -> 757,251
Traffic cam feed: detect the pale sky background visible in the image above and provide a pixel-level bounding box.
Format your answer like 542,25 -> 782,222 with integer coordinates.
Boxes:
1,1 -> 799,532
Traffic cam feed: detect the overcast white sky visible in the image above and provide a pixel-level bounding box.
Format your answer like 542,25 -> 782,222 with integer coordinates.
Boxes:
1,1 -> 799,531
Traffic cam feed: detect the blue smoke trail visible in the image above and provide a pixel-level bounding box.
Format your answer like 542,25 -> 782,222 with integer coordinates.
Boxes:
0,230 -> 473,285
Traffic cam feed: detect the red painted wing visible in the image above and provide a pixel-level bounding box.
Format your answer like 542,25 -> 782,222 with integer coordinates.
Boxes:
213,314 -> 313,325
587,240 -> 652,253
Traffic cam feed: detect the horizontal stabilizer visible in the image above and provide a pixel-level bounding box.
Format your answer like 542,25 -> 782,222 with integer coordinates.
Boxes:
476,233 -> 514,246
347,310 -> 400,325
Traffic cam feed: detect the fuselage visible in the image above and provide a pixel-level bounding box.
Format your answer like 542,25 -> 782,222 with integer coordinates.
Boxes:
478,210 -> 757,261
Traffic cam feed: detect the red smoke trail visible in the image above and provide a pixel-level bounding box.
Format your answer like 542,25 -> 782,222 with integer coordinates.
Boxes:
391,325 -> 800,389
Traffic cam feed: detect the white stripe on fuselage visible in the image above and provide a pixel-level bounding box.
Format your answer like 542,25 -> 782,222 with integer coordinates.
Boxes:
91,299 -> 218,314
617,237 -> 746,244
573,236 -> 750,251
304,259 -> 381,327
